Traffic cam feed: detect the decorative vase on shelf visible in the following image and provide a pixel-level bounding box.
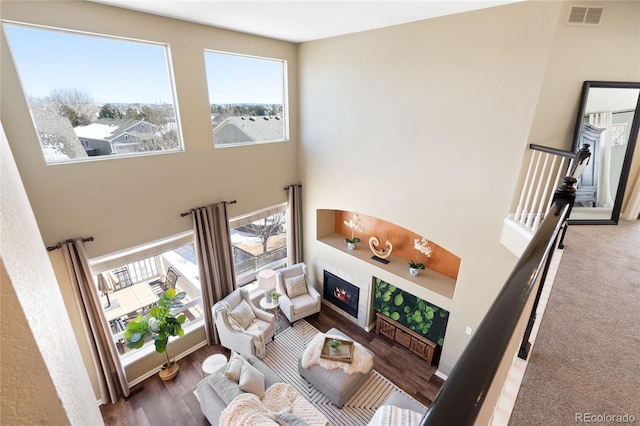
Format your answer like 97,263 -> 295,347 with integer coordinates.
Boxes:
409,267 -> 420,276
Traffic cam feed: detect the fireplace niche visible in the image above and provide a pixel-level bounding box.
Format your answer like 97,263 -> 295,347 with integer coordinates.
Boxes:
323,270 -> 359,318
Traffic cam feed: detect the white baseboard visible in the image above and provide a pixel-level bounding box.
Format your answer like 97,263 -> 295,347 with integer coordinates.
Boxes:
435,369 -> 448,380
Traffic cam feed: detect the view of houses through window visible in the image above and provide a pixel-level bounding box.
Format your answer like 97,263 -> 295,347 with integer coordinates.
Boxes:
205,50 -> 287,146
92,205 -> 287,362
3,23 -> 182,164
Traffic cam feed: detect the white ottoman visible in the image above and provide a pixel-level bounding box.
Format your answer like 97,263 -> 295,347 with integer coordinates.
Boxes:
202,353 -> 227,375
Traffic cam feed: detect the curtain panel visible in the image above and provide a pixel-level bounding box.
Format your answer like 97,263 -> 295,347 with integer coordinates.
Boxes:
61,239 -> 129,404
286,184 -> 303,265
192,202 -> 236,345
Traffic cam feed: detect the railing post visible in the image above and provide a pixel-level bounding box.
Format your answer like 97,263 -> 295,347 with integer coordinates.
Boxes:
518,176 -> 576,360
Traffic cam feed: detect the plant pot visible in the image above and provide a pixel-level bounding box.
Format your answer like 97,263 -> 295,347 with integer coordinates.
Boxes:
159,362 -> 179,381
409,267 -> 419,276
347,242 -> 356,250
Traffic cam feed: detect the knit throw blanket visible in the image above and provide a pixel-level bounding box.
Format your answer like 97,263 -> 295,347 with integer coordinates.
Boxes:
219,383 -> 328,426
301,333 -> 373,375
214,301 -> 266,358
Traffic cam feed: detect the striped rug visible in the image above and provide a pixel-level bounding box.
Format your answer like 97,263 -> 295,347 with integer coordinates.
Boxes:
263,320 -> 421,426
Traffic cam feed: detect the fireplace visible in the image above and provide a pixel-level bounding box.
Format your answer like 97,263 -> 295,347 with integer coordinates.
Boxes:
323,270 -> 359,318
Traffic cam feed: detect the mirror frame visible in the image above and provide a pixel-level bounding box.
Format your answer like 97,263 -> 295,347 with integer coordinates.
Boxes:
568,81 -> 640,225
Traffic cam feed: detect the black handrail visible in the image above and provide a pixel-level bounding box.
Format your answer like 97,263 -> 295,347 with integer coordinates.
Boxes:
420,177 -> 576,426
529,143 -> 575,158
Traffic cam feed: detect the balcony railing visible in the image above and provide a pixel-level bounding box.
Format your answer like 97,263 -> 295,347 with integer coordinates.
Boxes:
421,178 -> 577,425
234,246 -> 287,285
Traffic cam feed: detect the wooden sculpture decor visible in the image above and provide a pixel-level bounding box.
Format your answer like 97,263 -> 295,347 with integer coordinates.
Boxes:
369,236 -> 393,264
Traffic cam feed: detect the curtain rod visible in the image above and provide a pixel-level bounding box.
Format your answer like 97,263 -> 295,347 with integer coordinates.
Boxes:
180,200 -> 237,217
46,236 -> 94,252
283,184 -> 302,190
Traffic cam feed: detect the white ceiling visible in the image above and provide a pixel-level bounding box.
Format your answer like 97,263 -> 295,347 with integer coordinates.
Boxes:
89,0 -> 524,43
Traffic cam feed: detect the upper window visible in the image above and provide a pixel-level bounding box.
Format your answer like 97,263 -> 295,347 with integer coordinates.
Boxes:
205,51 -> 287,147
3,23 -> 182,164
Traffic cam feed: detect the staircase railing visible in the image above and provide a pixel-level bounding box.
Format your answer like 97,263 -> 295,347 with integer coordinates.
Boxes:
420,177 -> 577,426
508,144 -> 590,233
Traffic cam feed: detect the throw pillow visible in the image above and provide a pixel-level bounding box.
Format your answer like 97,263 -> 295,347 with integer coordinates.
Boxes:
284,274 -> 308,299
228,300 -> 256,330
207,372 -> 244,405
239,361 -> 266,398
273,412 -> 309,426
224,353 -> 244,383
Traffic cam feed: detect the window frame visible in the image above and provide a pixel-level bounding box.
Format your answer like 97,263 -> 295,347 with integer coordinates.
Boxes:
2,21 -> 185,165
204,49 -> 289,148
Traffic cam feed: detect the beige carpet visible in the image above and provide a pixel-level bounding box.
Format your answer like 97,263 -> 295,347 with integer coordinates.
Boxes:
509,220 -> 640,425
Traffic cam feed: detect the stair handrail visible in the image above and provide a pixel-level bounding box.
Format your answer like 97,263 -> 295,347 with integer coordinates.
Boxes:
421,176 -> 577,426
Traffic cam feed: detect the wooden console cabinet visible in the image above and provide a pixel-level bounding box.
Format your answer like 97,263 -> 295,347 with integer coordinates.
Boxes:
376,312 -> 436,365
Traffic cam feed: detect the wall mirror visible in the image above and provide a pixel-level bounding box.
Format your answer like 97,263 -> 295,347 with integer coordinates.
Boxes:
569,81 -> 640,224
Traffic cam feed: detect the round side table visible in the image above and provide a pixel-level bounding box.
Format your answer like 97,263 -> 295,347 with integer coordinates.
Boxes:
202,353 -> 227,376
260,297 -> 282,331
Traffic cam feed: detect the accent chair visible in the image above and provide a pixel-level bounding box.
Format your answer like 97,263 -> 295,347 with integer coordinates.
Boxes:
213,287 -> 275,357
275,262 -> 321,323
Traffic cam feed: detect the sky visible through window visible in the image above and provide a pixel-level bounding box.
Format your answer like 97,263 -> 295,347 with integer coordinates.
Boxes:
4,24 -> 174,104
205,50 -> 284,105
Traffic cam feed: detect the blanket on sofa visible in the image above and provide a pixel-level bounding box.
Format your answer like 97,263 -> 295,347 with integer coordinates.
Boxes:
214,301 -> 266,358
219,383 -> 327,426
301,333 -> 373,375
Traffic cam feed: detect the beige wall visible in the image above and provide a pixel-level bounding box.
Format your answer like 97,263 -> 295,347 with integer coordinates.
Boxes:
527,0 -> 640,215
298,1 -> 563,374
1,0 -> 299,398
1,124 -> 102,424
1,0 -> 299,259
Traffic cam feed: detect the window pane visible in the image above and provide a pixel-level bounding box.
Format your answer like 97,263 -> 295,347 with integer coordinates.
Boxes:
231,208 -> 288,286
95,241 -> 202,360
205,51 -> 286,146
3,24 -> 182,164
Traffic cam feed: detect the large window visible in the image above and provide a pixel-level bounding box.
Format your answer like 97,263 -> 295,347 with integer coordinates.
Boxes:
3,23 -> 182,164
205,51 -> 287,146
90,233 -> 201,363
230,204 -> 288,286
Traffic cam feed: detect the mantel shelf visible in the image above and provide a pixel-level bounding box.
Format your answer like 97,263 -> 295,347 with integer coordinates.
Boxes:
318,233 -> 456,299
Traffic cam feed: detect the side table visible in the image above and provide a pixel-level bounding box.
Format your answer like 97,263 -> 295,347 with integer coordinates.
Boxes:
202,353 -> 227,376
260,297 -> 282,331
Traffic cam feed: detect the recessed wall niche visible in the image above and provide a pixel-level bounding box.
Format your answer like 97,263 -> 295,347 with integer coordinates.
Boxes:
316,209 -> 460,300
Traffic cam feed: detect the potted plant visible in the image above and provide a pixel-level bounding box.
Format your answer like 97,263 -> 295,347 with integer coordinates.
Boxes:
270,290 -> 281,303
408,237 -> 432,276
328,338 -> 342,357
124,288 -> 187,381
343,214 -> 365,250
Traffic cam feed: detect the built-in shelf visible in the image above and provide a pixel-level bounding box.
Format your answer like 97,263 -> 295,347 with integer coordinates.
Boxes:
318,233 -> 456,299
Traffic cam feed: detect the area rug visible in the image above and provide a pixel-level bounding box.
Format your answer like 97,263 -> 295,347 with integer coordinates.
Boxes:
263,320 -> 423,426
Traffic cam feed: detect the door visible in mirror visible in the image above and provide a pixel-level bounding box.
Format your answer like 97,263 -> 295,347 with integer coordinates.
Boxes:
570,82 -> 640,224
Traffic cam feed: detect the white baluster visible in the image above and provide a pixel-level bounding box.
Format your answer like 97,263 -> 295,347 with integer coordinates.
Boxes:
532,155 -> 558,231
526,153 -> 550,228
520,151 -> 542,225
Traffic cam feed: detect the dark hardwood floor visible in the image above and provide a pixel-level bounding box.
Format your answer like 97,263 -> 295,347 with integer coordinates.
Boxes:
100,307 -> 443,425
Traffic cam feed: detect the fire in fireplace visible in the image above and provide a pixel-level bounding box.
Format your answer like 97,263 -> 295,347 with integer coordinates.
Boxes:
323,270 -> 359,318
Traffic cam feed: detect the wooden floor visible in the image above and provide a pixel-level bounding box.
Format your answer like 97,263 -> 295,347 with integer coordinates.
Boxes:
100,307 -> 443,425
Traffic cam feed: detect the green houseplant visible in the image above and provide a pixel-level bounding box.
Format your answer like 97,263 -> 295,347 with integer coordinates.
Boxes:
328,338 -> 342,356
124,288 -> 187,380
270,290 -> 281,302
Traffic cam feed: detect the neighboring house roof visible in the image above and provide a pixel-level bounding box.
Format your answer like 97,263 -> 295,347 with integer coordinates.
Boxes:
213,116 -> 284,144
31,108 -> 88,161
74,119 -> 156,142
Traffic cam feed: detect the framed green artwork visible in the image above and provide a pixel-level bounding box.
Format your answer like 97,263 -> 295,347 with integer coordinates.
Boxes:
373,277 -> 449,346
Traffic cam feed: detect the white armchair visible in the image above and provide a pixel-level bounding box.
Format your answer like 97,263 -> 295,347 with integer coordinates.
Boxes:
275,263 -> 321,323
213,288 -> 275,358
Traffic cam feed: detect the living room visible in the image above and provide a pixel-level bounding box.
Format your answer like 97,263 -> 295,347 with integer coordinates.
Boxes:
1,0 -> 639,425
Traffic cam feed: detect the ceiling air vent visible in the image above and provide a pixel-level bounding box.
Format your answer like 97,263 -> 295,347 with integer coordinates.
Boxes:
566,5 -> 604,26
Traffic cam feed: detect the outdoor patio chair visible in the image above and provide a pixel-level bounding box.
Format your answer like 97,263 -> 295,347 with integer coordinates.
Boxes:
112,266 -> 133,290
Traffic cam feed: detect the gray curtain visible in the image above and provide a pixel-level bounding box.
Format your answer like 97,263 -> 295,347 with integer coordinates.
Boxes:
61,239 -> 129,404
286,184 -> 303,265
192,202 -> 236,345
